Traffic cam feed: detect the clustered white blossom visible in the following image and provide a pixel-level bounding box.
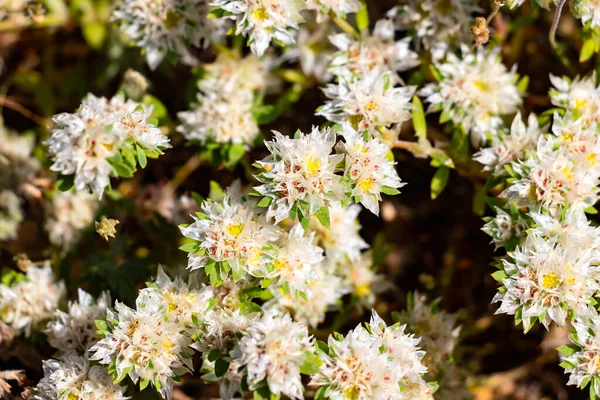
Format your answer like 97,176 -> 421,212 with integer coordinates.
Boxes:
421,45 -> 523,147
46,289 -> 110,353
387,0 -> 478,58
177,52 -> 273,147
33,352 -> 129,400
112,0 -> 229,69
311,310 -> 433,399
0,262 -> 65,337
44,190 -> 98,252
46,93 -> 170,198
0,125 -> 40,188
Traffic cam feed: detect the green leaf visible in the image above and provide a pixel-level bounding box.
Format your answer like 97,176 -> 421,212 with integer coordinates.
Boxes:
430,166 -> 450,200
95,319 -> 108,336
381,186 -> 401,195
115,365 -> 133,383
107,152 -> 135,178
208,349 -> 221,362
491,270 -> 507,282
136,145 -> 148,169
314,206 -> 330,229
209,180 -> 225,201
516,75 -> 529,93
191,312 -> 200,327
257,197 -> 273,207
556,344 -> 579,356
214,357 -> 230,378
299,351 -> 323,375
82,21 -> 106,50
356,2 -> 369,32
585,206 -> 598,214
252,104 -> 281,125
179,242 -> 200,253
580,38 -> 596,62
411,95 -> 427,141
240,301 -> 263,315
56,174 -> 75,192
226,144 -> 246,168
139,379 -> 150,391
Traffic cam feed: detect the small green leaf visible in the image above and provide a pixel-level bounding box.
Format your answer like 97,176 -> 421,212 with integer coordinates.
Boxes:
314,206 -> 330,229
580,38 -> 596,62
179,242 -> 200,253
556,344 -> 579,356
356,2 -> 369,32
56,174 -> 75,192
252,104 -> 281,125
215,357 -> 230,378
430,166 -> 450,200
208,349 -> 221,362
491,270 -> 507,282
299,351 -> 323,375
516,75 -> 529,93
381,186 -> 401,195
82,21 -> 106,50
257,197 -> 273,207
136,145 -> 148,169
140,379 -> 150,391
411,95 -> 427,141
226,144 -> 246,168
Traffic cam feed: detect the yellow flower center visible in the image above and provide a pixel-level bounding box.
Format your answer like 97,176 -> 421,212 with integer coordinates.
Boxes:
226,223 -> 244,238
252,7 -> 268,21
165,10 -> 182,29
575,98 -> 588,110
364,100 -> 378,112
355,283 -> 370,297
274,259 -> 290,271
305,156 -> 321,176
542,271 -> 560,289
343,385 -> 360,400
474,80 -> 490,92
358,177 -> 375,192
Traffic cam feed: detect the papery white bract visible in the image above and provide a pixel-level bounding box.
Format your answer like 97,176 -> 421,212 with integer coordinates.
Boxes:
420,45 -> 523,147
33,352 -> 128,400
46,289 -> 110,353
233,311 -> 315,399
255,126 -> 345,223
45,190 -> 98,252
0,262 -> 65,337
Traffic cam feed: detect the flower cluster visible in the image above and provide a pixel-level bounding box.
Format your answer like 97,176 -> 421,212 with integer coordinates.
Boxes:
33,352 -> 129,400
44,190 -> 98,252
177,52 -> 273,148
112,0 -> 229,69
0,262 -> 65,337
0,189 -> 23,241
421,45 -> 524,146
311,310 -> 433,399
46,93 -> 170,198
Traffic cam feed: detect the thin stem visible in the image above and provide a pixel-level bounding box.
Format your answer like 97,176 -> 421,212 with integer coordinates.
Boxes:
169,155 -> 203,192
0,96 -> 47,127
487,2 -> 503,24
330,13 -> 360,40
549,0 -> 567,51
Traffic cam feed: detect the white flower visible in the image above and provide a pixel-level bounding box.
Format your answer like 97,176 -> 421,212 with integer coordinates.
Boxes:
0,126 -> 40,186
0,189 -> 23,241
308,202 -> 368,263
33,352 -> 128,400
387,0 -> 478,51
190,306 -> 256,357
474,112 -> 544,175
395,292 -> 462,375
90,301 -> 193,399
212,0 -> 305,56
305,0 -> 361,20
45,190 -> 98,252
338,125 -> 404,215
420,45 -> 523,147
493,231 -> 600,331
311,310 -> 432,400
177,91 -> 259,146
46,94 -> 170,198
482,207 -> 527,249
549,74 -> 600,128
339,251 -> 386,308
233,311 -> 314,399
0,262 -> 65,337
269,264 -> 347,327
577,1 -> 600,30
180,195 -> 281,278
318,68 -> 416,143
561,313 -> 600,395
255,126 -> 346,223
501,135 -> 599,215
269,224 -> 324,295
136,266 -> 212,326
46,289 -> 110,353
329,19 -> 420,79
112,0 -> 228,69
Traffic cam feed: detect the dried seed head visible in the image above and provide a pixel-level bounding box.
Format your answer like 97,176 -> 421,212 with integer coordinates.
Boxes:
470,17 -> 490,46
95,216 -> 119,241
